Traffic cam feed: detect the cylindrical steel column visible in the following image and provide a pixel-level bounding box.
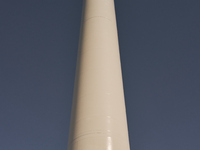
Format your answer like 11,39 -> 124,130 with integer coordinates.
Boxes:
67,0 -> 130,149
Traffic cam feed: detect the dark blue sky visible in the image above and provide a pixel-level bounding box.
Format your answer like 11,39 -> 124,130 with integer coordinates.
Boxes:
1,0 -> 200,150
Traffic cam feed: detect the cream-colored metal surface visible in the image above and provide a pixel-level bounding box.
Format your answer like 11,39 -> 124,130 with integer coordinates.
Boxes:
67,0 -> 130,149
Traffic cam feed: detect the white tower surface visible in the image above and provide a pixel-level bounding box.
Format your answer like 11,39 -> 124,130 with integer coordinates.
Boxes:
67,0 -> 130,149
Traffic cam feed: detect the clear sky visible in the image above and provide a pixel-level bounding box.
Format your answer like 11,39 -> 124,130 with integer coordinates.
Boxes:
1,0 -> 200,150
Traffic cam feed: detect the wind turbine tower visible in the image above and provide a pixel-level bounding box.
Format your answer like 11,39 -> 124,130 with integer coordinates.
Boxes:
67,0 -> 130,149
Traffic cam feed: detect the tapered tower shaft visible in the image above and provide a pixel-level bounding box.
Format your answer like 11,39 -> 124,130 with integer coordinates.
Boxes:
67,0 -> 130,149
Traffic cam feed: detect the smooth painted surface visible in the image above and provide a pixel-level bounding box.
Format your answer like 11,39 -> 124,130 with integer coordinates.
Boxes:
67,0 -> 130,149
